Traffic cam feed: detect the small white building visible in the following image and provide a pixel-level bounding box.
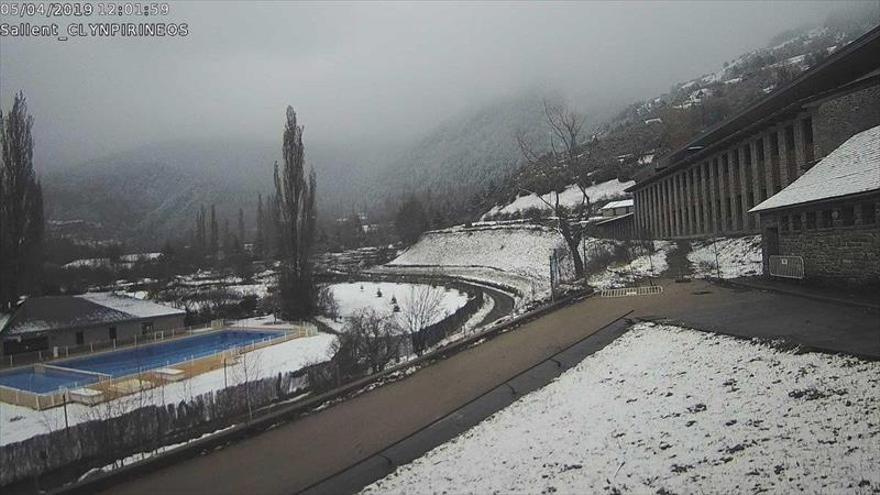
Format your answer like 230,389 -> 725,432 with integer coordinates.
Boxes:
600,199 -> 635,217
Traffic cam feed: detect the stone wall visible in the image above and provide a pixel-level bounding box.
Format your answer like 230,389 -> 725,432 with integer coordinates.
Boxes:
760,194 -> 880,285
813,84 -> 880,158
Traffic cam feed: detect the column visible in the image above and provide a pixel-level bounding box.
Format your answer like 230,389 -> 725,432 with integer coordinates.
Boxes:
776,127 -> 790,189
701,163 -> 710,234
651,186 -> 660,239
749,139 -> 763,230
728,150 -> 741,232
739,144 -> 752,232
718,154 -> 730,233
667,178 -> 675,238
763,133 -> 776,197
692,168 -> 702,234
676,174 -> 683,236
708,158 -> 719,234
793,115 -> 808,178
684,170 -> 693,236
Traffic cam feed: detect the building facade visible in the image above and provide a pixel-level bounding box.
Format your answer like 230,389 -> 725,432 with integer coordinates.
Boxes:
750,125 -> 880,285
0,293 -> 186,356
629,26 -> 880,240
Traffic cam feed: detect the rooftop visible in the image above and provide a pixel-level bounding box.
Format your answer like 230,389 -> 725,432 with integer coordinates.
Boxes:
601,199 -> 634,210
750,124 -> 880,212
2,293 -> 185,336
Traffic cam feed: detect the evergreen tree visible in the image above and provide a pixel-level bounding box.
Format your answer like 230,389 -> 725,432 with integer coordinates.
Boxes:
273,106 -> 318,319
0,92 -> 44,310
255,194 -> 265,259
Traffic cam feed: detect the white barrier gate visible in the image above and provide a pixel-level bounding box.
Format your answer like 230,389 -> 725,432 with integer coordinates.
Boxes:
769,255 -> 805,279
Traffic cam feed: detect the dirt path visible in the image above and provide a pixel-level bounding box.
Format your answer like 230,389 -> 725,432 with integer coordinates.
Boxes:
93,280 -> 879,495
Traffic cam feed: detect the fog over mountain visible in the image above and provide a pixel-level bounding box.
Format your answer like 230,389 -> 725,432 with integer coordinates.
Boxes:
1,0 -> 871,242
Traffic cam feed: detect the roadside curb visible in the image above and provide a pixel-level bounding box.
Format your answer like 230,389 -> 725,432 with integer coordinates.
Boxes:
715,278 -> 880,311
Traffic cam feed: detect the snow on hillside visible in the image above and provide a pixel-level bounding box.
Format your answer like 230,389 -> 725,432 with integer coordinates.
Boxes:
482,179 -> 634,220
587,240 -> 674,289
383,224 -> 570,300
321,282 -> 468,332
0,331 -> 335,446
363,322 -> 880,494
689,235 -> 763,279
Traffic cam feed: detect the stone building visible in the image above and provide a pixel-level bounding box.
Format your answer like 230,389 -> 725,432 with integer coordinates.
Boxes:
0,293 -> 185,356
749,125 -> 880,285
628,25 -> 880,240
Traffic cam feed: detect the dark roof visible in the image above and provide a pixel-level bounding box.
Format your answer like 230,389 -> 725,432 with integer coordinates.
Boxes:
630,24 -> 880,191
2,295 -> 173,336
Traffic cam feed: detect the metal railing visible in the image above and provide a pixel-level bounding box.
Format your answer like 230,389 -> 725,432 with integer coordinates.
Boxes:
1,323 -> 213,369
769,255 -> 805,279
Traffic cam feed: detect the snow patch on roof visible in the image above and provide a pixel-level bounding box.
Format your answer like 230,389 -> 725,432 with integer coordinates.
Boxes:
751,125 -> 880,212
601,199 -> 634,210
79,292 -> 185,318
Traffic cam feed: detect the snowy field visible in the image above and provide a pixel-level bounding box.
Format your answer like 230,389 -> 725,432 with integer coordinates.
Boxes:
689,235 -> 763,279
0,331 -> 335,446
482,179 -> 634,219
385,224 -> 571,300
587,240 -> 674,289
322,282 -> 469,332
363,322 -> 880,494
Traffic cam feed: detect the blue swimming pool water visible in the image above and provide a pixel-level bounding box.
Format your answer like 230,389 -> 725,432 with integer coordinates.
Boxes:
0,367 -> 99,394
0,329 -> 283,394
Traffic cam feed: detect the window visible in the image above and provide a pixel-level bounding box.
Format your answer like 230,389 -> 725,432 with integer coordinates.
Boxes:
806,211 -> 816,229
141,322 -> 154,335
109,326 -> 117,340
822,209 -> 833,228
76,331 -> 84,345
841,206 -> 855,227
780,215 -> 789,232
861,203 -> 876,225
792,214 -> 802,231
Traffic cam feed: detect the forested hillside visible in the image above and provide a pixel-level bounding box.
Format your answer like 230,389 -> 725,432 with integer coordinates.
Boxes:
475,6 -> 879,220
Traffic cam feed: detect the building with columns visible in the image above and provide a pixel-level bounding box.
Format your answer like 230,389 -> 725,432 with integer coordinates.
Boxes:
628,25 -> 880,241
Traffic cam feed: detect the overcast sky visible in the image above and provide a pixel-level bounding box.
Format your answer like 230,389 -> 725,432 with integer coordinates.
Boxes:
0,0 -> 864,171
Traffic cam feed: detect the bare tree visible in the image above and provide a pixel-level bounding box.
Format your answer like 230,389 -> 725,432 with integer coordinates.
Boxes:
515,98 -> 594,278
347,309 -> 400,374
398,285 -> 444,354
273,106 -> 318,320
0,92 -> 44,310
231,348 -> 263,421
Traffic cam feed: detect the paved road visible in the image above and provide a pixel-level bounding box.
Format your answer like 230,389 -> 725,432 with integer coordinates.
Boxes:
98,279 -> 879,495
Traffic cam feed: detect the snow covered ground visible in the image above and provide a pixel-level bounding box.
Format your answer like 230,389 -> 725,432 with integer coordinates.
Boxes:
363,322 -> 880,494
689,235 -> 763,279
322,282 -> 469,332
587,241 -> 674,289
0,331 -> 335,446
482,179 -> 635,219
384,224 -> 570,301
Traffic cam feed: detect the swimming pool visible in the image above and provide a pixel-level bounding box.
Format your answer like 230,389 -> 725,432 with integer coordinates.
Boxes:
0,329 -> 284,395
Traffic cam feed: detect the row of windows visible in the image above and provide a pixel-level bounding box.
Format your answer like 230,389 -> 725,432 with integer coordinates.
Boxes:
780,202 -> 877,232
